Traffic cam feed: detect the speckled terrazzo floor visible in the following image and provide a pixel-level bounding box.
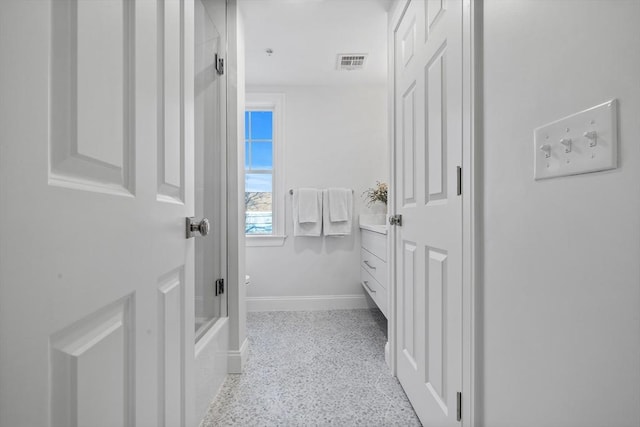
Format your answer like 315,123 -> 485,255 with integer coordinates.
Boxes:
200,309 -> 422,427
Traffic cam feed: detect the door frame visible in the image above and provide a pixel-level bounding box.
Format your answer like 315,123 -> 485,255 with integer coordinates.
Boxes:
386,0 -> 481,425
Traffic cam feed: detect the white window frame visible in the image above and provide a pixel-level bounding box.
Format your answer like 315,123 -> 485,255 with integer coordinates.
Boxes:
245,93 -> 286,247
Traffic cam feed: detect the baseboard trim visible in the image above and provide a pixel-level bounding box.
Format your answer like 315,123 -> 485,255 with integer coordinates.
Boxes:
246,294 -> 374,312
227,337 -> 248,374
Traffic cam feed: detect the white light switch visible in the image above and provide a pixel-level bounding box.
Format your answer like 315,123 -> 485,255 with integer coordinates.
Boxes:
534,100 -> 617,180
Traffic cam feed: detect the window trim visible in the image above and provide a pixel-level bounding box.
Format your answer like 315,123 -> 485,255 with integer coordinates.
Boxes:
245,93 -> 286,246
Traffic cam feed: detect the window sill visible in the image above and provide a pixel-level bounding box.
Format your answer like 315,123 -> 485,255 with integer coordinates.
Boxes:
245,235 -> 287,247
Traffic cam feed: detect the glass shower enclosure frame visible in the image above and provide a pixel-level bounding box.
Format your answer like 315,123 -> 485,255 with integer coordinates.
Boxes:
194,0 -> 227,343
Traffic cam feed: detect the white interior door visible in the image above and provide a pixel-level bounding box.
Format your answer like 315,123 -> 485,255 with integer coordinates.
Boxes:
0,1 -> 196,426
393,0 -> 463,425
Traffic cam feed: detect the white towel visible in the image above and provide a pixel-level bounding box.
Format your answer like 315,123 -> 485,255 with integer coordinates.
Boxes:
328,188 -> 351,222
293,189 -> 322,237
323,189 -> 352,236
297,188 -> 320,223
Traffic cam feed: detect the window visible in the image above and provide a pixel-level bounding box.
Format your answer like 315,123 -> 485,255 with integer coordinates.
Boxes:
244,93 -> 285,246
245,110 -> 273,234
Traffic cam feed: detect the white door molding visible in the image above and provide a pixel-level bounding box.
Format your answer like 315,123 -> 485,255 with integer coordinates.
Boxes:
461,1 -> 482,425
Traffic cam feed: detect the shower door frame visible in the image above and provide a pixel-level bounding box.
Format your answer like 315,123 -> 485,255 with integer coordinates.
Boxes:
194,0 -> 229,344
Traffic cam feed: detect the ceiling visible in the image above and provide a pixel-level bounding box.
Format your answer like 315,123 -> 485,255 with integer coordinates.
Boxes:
239,0 -> 391,87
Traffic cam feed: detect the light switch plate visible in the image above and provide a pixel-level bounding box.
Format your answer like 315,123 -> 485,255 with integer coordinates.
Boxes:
534,100 -> 617,180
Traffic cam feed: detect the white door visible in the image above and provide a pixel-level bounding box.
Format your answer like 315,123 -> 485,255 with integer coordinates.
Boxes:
0,1 -> 197,426
393,0 -> 463,425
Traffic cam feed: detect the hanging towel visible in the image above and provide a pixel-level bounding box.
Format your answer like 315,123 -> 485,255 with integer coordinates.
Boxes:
328,188 -> 351,222
323,189 -> 352,236
298,188 -> 320,223
293,188 -> 323,237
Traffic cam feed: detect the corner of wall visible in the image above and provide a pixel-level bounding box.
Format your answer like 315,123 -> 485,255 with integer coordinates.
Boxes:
227,337 -> 248,374
225,0 -> 247,358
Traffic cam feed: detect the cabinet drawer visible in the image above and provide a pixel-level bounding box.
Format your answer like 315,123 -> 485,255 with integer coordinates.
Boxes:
361,229 -> 387,261
360,267 -> 388,318
360,248 -> 387,289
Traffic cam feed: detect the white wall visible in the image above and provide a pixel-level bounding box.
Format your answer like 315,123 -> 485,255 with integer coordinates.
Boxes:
245,85 -> 388,308
226,0 -> 247,371
481,1 -> 640,426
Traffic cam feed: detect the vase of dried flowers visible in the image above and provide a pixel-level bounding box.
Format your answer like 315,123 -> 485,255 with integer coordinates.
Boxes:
363,181 -> 388,214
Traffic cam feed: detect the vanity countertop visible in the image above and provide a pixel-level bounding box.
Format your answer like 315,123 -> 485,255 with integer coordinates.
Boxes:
359,223 -> 388,235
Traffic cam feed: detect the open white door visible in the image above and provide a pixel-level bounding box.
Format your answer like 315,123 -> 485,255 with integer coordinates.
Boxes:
0,1 -> 197,426
393,0 -> 464,425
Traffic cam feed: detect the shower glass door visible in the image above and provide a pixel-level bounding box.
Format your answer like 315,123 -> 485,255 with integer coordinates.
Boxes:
194,0 -> 226,342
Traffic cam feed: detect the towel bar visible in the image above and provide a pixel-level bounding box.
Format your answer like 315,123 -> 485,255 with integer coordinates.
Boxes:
289,188 -> 354,195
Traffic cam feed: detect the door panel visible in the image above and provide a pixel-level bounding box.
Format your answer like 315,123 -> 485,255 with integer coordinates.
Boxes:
50,296 -> 133,427
427,0 -> 446,35
426,45 -> 447,200
402,84 -> 417,205
402,240 -> 417,368
394,0 -> 463,425
0,1 -> 195,426
426,246 -> 448,405
50,0 -> 135,194
401,18 -> 416,67
158,267 -> 186,427
159,0 -> 186,203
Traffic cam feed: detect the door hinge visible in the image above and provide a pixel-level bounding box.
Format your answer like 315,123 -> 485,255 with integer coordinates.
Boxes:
389,214 -> 402,226
215,53 -> 224,75
456,391 -> 462,422
215,278 -> 224,296
456,166 -> 462,196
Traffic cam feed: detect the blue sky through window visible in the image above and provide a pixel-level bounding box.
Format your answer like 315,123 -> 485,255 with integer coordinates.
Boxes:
245,174 -> 272,193
250,111 -> 272,139
245,110 -> 273,193
251,142 -> 273,169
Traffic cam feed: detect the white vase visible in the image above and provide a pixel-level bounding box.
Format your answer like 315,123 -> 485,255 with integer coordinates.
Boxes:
370,201 -> 387,215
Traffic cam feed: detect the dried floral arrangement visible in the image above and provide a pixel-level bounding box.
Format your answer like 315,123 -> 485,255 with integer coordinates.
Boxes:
363,181 -> 388,206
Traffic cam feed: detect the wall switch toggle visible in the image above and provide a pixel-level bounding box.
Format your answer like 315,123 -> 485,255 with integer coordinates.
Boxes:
584,130 -> 598,147
559,138 -> 572,153
540,144 -> 552,158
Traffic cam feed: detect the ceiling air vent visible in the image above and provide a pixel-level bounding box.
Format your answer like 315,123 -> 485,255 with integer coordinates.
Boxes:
336,54 -> 367,71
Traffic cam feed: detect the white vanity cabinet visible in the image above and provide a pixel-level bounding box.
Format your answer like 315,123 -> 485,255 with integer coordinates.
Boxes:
360,225 -> 388,318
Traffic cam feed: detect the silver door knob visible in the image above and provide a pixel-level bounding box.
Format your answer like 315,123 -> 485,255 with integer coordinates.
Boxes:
186,217 -> 210,238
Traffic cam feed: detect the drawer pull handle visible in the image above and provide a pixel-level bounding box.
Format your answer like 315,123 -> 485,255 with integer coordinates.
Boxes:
364,260 -> 376,270
363,280 -> 376,294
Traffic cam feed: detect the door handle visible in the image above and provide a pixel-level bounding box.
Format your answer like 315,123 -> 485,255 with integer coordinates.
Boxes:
363,260 -> 376,270
186,217 -> 210,238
